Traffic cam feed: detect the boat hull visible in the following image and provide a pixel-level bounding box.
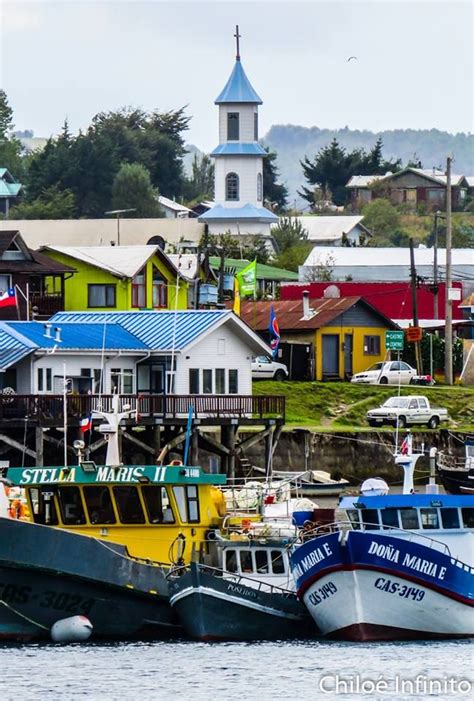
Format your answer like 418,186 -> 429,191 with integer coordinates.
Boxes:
0,517 -> 179,641
169,563 -> 314,641
291,531 -> 474,642
437,467 -> 474,495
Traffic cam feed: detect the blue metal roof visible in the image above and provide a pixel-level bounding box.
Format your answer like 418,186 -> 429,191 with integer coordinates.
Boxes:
7,322 -> 145,351
199,203 -> 278,222
0,323 -> 36,371
210,143 -> 267,157
51,310 -> 230,351
215,60 -> 262,104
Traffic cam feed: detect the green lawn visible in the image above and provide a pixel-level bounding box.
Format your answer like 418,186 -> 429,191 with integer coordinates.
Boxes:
253,381 -> 474,431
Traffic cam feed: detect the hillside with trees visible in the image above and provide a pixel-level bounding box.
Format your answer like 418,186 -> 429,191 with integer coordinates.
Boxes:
265,124 -> 474,206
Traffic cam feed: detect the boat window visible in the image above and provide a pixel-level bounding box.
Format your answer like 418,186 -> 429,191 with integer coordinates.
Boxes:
29,487 -> 58,525
347,510 -> 361,529
440,508 -> 460,529
57,486 -> 86,525
461,508 -> 474,528
172,485 -> 200,523
142,486 -> 175,524
113,486 -> 145,524
361,509 -> 380,530
381,508 -> 399,530
83,486 -> 116,524
255,550 -> 269,574
420,508 -> 439,529
399,508 -> 419,530
240,550 -> 253,573
225,550 -> 238,573
271,550 -> 285,574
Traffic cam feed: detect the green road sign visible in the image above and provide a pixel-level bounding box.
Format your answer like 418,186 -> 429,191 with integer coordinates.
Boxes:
385,330 -> 404,351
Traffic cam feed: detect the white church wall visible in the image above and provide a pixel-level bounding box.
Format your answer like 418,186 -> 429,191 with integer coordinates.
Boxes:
218,104 -> 258,143
215,157 -> 262,206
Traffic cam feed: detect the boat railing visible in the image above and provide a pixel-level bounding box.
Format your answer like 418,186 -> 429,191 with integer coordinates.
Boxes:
437,452 -> 472,472
170,563 -> 296,597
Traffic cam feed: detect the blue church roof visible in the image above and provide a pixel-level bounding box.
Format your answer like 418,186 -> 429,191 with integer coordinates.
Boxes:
199,203 -> 278,222
210,143 -> 267,157
215,60 -> 262,104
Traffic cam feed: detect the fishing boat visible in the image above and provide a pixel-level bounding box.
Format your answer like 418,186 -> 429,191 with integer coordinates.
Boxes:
0,398 -> 231,641
290,436 -> 474,641
249,467 -> 350,498
437,438 -> 474,494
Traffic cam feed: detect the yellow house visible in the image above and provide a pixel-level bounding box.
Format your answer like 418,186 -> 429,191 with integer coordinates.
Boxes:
40,245 -> 188,312
241,295 -> 400,381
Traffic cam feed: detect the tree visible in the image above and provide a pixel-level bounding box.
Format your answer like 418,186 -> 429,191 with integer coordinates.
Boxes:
361,199 -> 400,243
273,243 -> 313,272
262,147 -> 288,212
0,90 -> 24,179
301,253 -> 335,282
183,153 -> 214,202
6,185 -> 76,219
200,231 -> 269,264
272,216 -> 308,252
111,163 -> 162,218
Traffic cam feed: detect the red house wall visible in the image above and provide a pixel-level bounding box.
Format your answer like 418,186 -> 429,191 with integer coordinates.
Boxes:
280,281 -> 464,320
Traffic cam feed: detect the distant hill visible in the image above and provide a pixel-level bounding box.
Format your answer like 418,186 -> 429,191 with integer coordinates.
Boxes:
263,125 -> 474,207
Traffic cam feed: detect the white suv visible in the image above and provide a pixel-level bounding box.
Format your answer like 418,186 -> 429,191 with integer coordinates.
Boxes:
252,356 -> 288,381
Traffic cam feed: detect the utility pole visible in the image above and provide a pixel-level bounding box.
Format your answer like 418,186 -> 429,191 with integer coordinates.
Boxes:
433,211 -> 440,319
409,238 -> 422,374
444,156 -> 453,385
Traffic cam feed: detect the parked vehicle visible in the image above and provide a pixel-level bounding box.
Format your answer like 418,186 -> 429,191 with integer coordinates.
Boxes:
251,356 -> 288,381
366,395 -> 449,429
351,361 -> 417,385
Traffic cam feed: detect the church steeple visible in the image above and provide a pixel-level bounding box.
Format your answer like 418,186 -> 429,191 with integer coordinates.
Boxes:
215,26 -> 262,105
234,25 -> 241,61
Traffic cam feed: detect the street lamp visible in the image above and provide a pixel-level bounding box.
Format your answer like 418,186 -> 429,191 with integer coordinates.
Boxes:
104,208 -> 136,246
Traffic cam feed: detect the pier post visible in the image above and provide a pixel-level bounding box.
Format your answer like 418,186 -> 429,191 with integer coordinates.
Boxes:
35,427 -> 44,467
190,428 -> 199,466
153,426 -> 162,462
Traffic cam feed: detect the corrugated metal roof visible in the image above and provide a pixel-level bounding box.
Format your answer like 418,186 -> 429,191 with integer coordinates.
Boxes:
51,310 -> 230,351
215,60 -> 262,104
158,196 -> 193,214
240,297 -> 367,331
209,257 -> 298,281
7,322 -> 145,350
200,204 -> 278,222
466,176 -> 474,188
303,246 -> 473,268
0,324 -> 35,371
346,175 -> 384,188
210,143 -> 267,157
288,216 -> 366,242
43,245 -> 162,278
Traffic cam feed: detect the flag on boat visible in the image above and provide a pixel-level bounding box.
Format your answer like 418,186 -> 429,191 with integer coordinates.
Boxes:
400,436 -> 409,454
236,259 -> 257,298
268,306 -> 280,358
80,415 -> 92,433
0,288 -> 16,309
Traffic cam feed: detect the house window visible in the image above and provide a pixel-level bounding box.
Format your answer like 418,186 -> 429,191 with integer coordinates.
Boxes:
132,268 -> 146,308
226,173 -> 239,201
427,189 -> 443,203
189,369 -> 200,394
203,369 -> 213,394
93,369 -> 104,394
257,172 -> 263,202
2,240 -> 25,261
0,275 -> 11,295
152,267 -> 168,309
254,112 -> 258,141
227,112 -> 239,141
88,284 -> 116,308
111,368 -> 133,394
215,368 -> 225,394
229,369 -> 238,394
37,368 -> 52,392
364,335 -> 381,355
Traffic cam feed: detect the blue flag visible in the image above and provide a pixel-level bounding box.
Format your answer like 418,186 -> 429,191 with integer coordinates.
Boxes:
268,306 -> 280,358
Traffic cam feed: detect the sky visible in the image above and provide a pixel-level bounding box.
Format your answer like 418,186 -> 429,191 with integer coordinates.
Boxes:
1,0 -> 473,151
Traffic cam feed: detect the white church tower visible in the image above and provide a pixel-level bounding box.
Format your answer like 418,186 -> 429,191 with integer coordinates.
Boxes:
200,27 -> 278,243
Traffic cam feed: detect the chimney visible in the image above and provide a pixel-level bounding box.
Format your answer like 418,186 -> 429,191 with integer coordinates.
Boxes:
302,290 -> 310,318
44,323 -> 52,338
54,327 -> 62,343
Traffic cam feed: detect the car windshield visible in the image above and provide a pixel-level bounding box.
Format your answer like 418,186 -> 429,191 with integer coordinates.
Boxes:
384,398 -> 410,408
367,363 -> 383,372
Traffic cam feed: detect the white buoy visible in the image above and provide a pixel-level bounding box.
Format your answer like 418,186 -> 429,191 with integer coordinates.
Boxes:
50,615 -> 93,643
360,478 -> 389,497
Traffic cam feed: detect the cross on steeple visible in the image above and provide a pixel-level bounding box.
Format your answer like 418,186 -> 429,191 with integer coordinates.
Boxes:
234,25 -> 241,61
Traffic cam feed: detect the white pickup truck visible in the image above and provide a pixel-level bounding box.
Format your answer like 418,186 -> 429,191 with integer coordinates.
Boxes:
366,395 -> 449,429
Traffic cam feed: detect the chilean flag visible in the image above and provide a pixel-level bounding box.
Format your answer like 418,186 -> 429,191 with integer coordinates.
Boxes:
0,288 -> 16,309
80,415 -> 92,434
268,306 -> 281,358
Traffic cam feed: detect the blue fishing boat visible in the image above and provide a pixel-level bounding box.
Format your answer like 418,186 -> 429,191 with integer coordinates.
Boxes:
290,436 -> 474,641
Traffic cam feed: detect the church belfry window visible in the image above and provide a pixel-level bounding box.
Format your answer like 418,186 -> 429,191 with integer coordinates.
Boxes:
227,113 -> 239,141
257,173 -> 263,202
254,112 -> 258,141
226,173 -> 239,201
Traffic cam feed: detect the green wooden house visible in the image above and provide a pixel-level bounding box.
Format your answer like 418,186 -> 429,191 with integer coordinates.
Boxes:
40,245 -> 188,312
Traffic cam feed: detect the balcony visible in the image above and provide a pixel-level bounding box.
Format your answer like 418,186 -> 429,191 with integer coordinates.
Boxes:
30,292 -> 64,318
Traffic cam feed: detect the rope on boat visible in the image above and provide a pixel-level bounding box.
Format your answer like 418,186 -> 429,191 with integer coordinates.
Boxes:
0,599 -> 49,631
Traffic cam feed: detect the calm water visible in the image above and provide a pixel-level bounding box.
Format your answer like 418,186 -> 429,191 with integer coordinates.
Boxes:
1,639 -> 473,701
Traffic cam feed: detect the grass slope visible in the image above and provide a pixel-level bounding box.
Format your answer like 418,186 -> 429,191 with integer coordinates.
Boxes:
253,381 -> 474,431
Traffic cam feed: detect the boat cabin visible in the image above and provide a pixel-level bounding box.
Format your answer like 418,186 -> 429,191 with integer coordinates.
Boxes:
220,542 -> 293,590
5,464 -> 226,564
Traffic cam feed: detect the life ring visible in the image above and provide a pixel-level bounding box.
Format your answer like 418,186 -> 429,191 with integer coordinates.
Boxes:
9,499 -> 26,519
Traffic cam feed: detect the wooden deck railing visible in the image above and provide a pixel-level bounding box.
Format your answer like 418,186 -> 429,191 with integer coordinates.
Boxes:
0,394 -> 285,422
29,292 -> 64,316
